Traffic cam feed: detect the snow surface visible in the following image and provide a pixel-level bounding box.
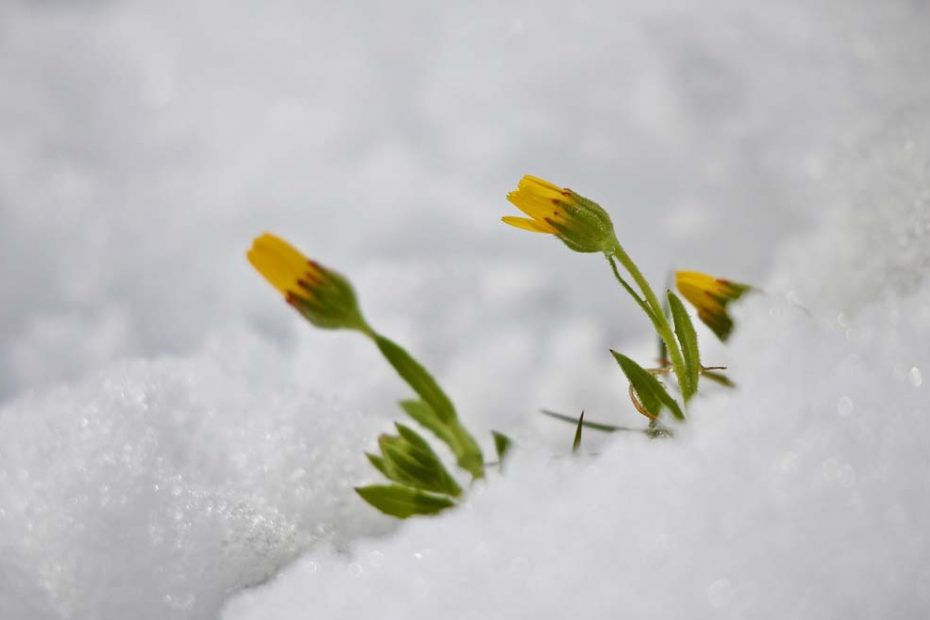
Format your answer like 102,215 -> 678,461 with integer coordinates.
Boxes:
1,0 -> 929,618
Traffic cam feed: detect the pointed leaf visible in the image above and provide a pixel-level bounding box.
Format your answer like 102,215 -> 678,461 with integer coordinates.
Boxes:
667,290 -> 701,401
395,422 -> 435,453
366,452 -> 390,478
572,411 -> 585,453
401,398 -> 455,446
538,409 -> 641,432
355,484 -> 455,519
382,435 -> 455,495
447,418 -> 485,480
378,435 -> 445,493
374,335 -> 456,424
390,424 -> 462,496
400,399 -> 484,479
374,334 -> 484,478
611,351 -> 685,421
491,431 -> 513,470
702,369 -> 736,388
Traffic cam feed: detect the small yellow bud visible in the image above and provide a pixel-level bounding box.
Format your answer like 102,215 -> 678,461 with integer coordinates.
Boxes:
675,270 -> 750,341
247,233 -> 368,332
502,175 -> 616,253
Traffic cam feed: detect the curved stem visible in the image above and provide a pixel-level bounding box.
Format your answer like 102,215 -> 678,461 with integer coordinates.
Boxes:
609,240 -> 688,402
605,254 -> 655,323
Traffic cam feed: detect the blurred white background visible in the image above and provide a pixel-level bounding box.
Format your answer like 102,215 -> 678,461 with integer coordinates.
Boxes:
4,0 -> 927,401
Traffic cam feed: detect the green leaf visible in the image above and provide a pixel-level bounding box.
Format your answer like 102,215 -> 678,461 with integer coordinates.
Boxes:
667,290 -> 701,401
610,351 -> 685,421
572,411 -> 584,453
400,399 -> 484,479
538,409 -> 641,433
401,398 -> 455,445
491,431 -> 513,471
355,484 -> 455,519
390,424 -> 462,497
658,291 -> 670,365
701,369 -> 736,388
394,422 -> 434,452
379,436 -> 446,495
373,334 -> 484,479
374,334 -> 456,424
366,452 -> 390,478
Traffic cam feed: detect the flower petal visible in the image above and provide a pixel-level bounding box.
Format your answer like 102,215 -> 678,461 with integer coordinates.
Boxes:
247,246 -> 303,297
501,215 -> 557,234
675,270 -> 750,341
507,190 -> 563,222
253,233 -> 311,277
519,174 -> 565,196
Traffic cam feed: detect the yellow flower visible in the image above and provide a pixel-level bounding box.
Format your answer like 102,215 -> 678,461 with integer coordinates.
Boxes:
503,175 -> 616,253
675,270 -> 750,342
247,232 -> 368,331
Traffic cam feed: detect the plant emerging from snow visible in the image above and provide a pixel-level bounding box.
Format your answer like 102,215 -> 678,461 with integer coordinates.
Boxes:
248,233 -> 491,518
248,176 -> 749,518
504,174 -> 748,431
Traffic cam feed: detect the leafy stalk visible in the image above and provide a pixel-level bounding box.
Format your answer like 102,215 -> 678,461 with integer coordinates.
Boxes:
607,240 -> 689,403
369,333 -> 484,479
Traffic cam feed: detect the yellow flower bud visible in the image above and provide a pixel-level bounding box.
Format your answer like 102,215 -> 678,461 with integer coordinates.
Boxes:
247,233 -> 368,332
503,175 -> 616,253
675,270 -> 750,341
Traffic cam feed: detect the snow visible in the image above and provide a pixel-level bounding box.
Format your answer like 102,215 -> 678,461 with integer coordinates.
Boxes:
0,331 -> 395,619
221,169 -> 930,618
1,0 -> 929,618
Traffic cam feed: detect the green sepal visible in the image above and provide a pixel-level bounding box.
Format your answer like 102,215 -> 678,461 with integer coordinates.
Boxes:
556,192 -> 617,253
667,290 -> 701,401
288,267 -> 368,332
355,484 -> 455,519
400,399 -> 484,479
610,350 -> 685,421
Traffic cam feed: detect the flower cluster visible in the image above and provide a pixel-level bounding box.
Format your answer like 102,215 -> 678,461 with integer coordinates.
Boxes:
246,173 -> 752,519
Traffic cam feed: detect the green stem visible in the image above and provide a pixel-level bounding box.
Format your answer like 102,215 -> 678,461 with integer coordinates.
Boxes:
605,255 -> 655,322
608,241 -> 688,401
